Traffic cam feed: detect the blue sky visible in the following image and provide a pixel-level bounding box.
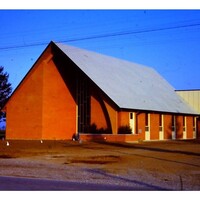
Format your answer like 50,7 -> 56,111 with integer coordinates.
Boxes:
0,9 -> 200,91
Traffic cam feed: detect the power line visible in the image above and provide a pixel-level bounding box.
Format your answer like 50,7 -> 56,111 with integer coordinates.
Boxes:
0,22 -> 200,51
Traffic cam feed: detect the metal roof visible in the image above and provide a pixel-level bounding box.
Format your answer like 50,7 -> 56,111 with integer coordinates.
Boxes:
54,42 -> 197,114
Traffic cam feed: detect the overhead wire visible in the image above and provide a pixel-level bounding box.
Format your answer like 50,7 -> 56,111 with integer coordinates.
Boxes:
0,21 -> 200,51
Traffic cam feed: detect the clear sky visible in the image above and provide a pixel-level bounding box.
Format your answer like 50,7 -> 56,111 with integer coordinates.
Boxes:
0,9 -> 200,91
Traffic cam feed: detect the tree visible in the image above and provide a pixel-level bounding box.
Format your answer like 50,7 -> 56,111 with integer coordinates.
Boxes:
0,66 -> 12,121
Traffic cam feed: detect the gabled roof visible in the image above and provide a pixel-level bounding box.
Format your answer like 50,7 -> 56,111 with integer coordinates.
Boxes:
54,42 -> 197,115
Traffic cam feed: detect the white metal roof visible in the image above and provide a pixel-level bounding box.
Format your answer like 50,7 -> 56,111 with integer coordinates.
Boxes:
54,42 -> 197,114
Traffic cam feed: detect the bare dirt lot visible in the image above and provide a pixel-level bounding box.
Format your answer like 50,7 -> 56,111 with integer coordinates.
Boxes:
0,139 -> 200,190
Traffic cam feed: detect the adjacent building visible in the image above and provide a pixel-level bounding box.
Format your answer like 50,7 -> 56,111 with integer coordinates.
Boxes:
176,89 -> 200,139
3,41 -> 199,142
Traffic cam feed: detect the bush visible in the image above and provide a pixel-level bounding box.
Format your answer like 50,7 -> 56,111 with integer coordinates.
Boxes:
0,130 -> 5,139
86,123 -> 111,134
118,125 -> 132,134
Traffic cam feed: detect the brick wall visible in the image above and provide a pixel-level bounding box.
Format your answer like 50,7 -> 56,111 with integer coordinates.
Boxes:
6,58 -> 44,140
150,113 -> 159,140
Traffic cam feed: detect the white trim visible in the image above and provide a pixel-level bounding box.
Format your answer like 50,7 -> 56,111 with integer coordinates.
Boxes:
159,114 -> 164,140
129,112 -> 136,134
193,117 -> 197,139
183,116 -> 187,139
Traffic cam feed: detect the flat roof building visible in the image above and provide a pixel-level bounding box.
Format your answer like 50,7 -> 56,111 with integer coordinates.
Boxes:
176,90 -> 200,114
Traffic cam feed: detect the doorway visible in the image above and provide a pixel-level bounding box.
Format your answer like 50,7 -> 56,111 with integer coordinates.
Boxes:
145,113 -> 150,140
129,112 -> 135,134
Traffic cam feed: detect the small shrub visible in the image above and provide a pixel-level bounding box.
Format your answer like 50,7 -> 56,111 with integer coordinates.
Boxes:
88,123 -> 98,133
86,123 -> 111,134
0,130 -> 5,139
118,125 -> 132,134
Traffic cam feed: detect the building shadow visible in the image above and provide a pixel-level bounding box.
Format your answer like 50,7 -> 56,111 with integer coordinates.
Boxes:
95,140 -> 200,157
89,140 -> 200,169
84,168 -> 169,191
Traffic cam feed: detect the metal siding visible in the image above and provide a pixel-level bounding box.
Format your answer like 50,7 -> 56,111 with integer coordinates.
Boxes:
176,90 -> 200,114
55,42 -> 197,114
188,91 -> 193,107
194,91 -> 200,113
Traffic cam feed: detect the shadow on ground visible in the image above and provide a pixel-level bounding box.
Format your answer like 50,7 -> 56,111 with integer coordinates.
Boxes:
84,168 -> 170,191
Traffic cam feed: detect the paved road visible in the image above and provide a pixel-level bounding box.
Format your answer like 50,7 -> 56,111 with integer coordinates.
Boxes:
0,176 -> 147,191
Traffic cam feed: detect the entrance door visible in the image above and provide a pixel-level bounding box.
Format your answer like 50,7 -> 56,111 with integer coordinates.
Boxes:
159,114 -> 164,140
172,115 -> 176,140
145,130 -> 150,140
183,130 -> 187,139
129,112 -> 135,134
172,130 -> 176,140
145,113 -> 150,140
159,131 -> 164,140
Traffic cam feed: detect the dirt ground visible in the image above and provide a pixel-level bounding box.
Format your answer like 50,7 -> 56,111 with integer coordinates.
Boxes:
0,139 -> 200,190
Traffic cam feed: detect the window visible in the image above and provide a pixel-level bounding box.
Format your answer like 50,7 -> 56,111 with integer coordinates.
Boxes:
159,114 -> 162,127
172,115 -> 175,126
145,113 -> 149,126
193,117 -> 196,131
135,114 -> 138,134
193,117 -> 195,126
183,116 -> 185,126
172,115 -> 175,131
130,112 -> 133,120
183,116 -> 186,132
77,76 -> 90,133
159,114 -> 163,131
145,113 -> 149,131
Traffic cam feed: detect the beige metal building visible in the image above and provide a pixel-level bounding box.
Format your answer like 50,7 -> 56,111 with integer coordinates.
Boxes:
176,90 -> 200,114
176,90 -> 200,139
